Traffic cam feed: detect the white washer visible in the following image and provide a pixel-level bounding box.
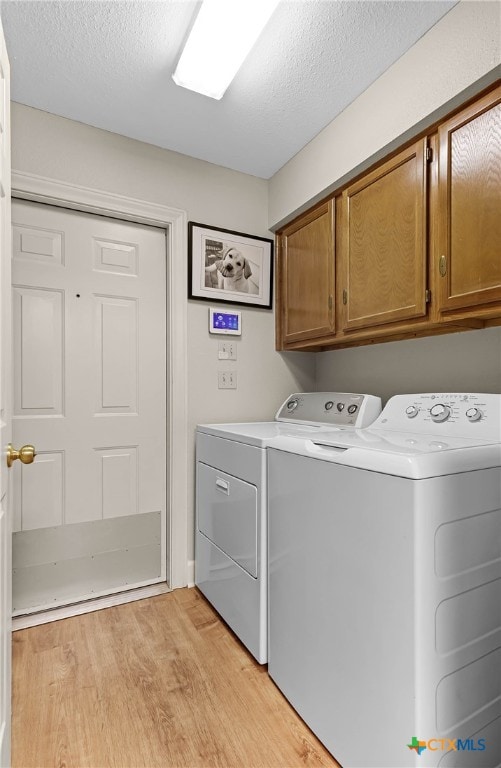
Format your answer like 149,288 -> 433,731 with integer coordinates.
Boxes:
195,392 -> 381,663
268,393 -> 501,768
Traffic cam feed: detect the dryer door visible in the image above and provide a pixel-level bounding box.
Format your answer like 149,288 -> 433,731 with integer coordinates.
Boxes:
197,462 -> 257,577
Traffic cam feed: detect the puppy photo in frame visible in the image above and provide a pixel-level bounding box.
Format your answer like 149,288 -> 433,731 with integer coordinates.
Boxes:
188,222 -> 273,309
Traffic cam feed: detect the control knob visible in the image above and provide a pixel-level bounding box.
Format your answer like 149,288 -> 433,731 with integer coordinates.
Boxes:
347,404 -> 358,414
405,405 -> 419,419
286,399 -> 298,412
325,401 -> 334,411
430,403 -> 451,423
466,407 -> 482,422
336,402 -> 345,412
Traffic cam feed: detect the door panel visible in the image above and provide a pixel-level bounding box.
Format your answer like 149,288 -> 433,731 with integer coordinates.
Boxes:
97,446 -> 138,519
13,453 -> 64,531
13,223 -> 64,266
13,287 -> 64,415
11,200 -> 167,614
95,295 -> 137,412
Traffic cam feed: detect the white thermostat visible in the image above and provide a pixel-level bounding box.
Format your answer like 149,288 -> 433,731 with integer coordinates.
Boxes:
209,308 -> 242,335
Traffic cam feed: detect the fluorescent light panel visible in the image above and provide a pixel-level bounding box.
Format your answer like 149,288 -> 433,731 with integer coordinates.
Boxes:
173,0 -> 280,100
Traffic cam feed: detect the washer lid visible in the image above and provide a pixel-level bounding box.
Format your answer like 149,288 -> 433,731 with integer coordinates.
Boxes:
268,429 -> 501,479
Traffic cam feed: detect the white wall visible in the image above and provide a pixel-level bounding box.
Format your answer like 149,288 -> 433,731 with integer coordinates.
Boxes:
269,1 -> 501,228
11,104 -> 316,566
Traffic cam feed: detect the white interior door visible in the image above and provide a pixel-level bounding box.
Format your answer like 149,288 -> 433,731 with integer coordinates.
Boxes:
11,200 -> 167,614
0,20 -> 11,768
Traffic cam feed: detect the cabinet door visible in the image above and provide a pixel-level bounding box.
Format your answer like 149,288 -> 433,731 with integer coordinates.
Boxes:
281,200 -> 334,344
340,139 -> 428,331
437,85 -> 501,313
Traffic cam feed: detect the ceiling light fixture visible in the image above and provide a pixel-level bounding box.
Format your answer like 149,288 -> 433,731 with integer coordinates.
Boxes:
172,0 -> 280,100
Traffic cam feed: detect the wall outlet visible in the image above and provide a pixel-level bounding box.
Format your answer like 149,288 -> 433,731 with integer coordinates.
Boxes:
218,370 -> 237,389
218,341 -> 237,361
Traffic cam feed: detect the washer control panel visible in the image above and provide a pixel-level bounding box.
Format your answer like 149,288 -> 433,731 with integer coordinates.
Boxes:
276,392 -> 382,428
373,393 -> 501,440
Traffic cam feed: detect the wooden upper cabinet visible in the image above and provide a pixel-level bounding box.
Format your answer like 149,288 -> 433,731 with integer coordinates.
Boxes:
340,139 -> 428,332
280,200 -> 335,344
437,85 -> 501,314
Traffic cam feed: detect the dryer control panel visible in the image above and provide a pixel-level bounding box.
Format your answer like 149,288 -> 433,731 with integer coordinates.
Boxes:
275,392 -> 382,428
372,393 -> 501,441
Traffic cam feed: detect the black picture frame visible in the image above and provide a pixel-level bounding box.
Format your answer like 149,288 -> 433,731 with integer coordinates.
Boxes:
188,221 -> 273,309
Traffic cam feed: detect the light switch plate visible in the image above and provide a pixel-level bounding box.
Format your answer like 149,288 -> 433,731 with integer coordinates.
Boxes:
218,341 -> 237,360
218,371 -> 237,389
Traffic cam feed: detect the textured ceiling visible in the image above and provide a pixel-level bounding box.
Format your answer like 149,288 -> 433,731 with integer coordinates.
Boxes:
1,0 -> 457,178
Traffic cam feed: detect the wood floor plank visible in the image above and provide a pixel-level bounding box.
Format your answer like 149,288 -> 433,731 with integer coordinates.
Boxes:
12,588 -> 340,768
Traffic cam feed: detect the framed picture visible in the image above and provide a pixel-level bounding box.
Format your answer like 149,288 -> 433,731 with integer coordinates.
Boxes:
188,221 -> 273,309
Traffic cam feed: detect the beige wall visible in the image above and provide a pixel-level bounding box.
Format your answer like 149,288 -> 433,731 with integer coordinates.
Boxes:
269,1 -> 501,228
11,104 -> 316,564
316,328 -> 501,404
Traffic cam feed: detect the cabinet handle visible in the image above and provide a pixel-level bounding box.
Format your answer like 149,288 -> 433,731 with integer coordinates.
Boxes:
328,295 -> 333,310
342,289 -> 348,305
439,255 -> 447,277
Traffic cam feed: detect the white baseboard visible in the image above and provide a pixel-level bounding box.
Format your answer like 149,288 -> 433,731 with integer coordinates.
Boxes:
187,559 -> 195,588
12,582 -> 171,631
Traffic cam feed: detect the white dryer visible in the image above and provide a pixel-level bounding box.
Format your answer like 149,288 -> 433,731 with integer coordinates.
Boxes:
195,392 -> 381,663
268,393 -> 501,768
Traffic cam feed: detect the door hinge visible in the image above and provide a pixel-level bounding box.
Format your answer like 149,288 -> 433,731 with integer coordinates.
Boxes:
342,289 -> 348,305
328,295 -> 333,310
426,146 -> 433,162
425,289 -> 431,304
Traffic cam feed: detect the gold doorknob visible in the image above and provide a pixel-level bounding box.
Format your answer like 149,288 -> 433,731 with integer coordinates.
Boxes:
6,444 -> 36,468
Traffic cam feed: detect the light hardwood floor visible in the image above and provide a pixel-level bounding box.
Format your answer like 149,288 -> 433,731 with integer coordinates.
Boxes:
12,587 -> 340,768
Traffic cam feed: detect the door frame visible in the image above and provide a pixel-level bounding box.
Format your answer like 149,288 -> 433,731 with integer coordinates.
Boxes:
11,170 -> 189,590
